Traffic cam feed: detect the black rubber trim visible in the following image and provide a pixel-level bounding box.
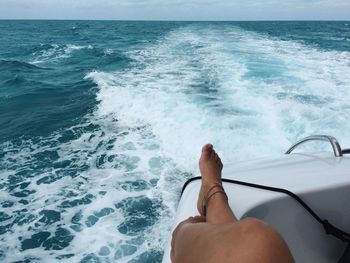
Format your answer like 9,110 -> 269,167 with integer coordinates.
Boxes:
181,176 -> 350,242
342,149 -> 350,155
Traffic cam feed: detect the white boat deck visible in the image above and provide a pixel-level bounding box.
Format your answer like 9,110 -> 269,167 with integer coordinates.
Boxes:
163,153 -> 350,263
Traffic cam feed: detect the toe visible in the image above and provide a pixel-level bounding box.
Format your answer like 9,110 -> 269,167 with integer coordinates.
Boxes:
201,144 -> 213,159
214,152 -> 219,161
218,158 -> 223,169
210,149 -> 216,159
202,144 -> 213,152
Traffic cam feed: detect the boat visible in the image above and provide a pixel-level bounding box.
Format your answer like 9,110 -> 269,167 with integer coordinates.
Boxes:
162,135 -> 350,263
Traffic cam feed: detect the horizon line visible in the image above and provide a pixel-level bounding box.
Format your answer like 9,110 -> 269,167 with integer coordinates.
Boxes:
0,18 -> 349,22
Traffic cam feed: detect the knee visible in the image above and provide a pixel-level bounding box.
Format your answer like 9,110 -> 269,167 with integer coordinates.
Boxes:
239,218 -> 274,238
240,218 -> 284,242
235,218 -> 294,262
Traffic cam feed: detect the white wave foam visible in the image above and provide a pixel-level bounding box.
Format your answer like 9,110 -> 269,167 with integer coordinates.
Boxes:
31,44 -> 93,64
89,25 -> 350,164
104,48 -> 113,55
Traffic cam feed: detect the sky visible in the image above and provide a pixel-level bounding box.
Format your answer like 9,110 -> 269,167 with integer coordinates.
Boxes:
0,0 -> 350,20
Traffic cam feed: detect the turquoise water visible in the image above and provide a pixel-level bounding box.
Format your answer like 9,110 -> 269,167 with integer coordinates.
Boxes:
1,20 -> 350,262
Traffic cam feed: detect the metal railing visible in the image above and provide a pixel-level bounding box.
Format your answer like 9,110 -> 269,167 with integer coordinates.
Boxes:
285,135 -> 343,157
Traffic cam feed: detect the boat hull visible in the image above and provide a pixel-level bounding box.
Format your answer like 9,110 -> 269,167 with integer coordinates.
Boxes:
163,153 -> 350,263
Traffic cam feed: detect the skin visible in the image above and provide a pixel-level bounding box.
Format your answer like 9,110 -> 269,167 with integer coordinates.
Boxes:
171,144 -> 295,263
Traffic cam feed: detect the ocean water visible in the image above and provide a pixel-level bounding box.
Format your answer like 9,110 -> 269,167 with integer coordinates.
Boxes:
1,20 -> 350,262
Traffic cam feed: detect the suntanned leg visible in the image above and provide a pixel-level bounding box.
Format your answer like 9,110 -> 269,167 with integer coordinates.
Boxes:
197,144 -> 237,223
172,218 -> 294,263
171,144 -> 295,263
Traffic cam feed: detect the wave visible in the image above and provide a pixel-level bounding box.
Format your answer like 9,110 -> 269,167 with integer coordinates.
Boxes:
29,43 -> 132,69
90,25 -> 350,161
0,77 -> 97,143
3,75 -> 33,86
29,43 -> 57,53
30,44 -> 94,64
0,59 -> 46,71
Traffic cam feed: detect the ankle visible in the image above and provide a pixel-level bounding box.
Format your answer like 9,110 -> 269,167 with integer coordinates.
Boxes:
203,185 -> 227,216
207,192 -> 229,209
203,182 -> 222,191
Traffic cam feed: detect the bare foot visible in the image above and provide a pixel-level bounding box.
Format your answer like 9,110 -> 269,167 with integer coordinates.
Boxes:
197,144 -> 223,215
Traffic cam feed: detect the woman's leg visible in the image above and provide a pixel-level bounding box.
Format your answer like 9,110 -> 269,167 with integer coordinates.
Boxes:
197,144 -> 237,224
171,144 -> 294,263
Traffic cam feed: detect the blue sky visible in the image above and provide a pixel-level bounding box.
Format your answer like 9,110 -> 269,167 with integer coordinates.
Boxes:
0,0 -> 349,20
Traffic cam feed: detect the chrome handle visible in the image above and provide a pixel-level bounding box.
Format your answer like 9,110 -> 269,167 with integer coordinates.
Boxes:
285,135 -> 343,157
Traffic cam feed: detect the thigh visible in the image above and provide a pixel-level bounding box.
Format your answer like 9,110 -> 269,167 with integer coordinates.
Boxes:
172,219 -> 213,263
172,218 -> 294,263
211,218 -> 295,263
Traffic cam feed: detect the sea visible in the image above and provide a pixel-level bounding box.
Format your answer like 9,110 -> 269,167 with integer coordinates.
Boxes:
1,20 -> 350,263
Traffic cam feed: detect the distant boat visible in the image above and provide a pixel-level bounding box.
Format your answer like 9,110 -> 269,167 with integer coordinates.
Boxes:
163,135 -> 350,263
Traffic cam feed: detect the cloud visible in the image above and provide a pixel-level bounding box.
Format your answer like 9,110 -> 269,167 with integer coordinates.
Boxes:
317,0 -> 350,7
0,0 -> 349,20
